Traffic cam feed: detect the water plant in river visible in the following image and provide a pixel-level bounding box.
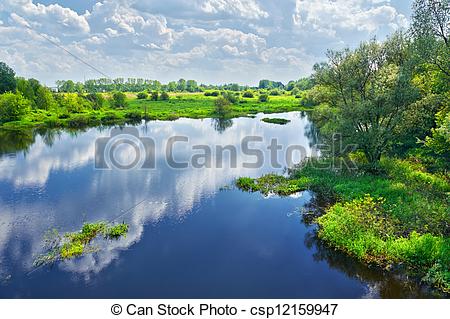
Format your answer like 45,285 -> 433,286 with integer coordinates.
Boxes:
34,221 -> 129,266
261,118 -> 291,125
236,157 -> 450,292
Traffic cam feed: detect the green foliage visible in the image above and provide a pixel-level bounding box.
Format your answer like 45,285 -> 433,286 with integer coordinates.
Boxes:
0,92 -> 30,123
204,91 -> 220,97
222,91 -> 240,104
160,91 -> 170,101
261,118 -> 290,125
242,91 -> 254,98
214,96 -> 232,116
237,157 -> 450,291
151,91 -> 159,101
423,107 -> 450,164
258,94 -> 269,102
269,89 -> 281,96
111,91 -> 127,108
0,61 -> 16,94
313,33 -> 420,164
34,86 -> 56,110
137,92 -> 148,99
85,93 -> 105,110
34,221 -> 129,266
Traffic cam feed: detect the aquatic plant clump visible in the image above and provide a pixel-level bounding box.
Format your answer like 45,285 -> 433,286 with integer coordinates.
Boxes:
261,118 -> 291,125
34,221 -> 129,266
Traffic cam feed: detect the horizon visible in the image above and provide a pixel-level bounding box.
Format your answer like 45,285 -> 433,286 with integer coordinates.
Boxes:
0,0 -> 412,86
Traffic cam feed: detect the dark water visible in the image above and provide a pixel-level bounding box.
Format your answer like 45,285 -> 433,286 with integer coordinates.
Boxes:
0,112 -> 437,298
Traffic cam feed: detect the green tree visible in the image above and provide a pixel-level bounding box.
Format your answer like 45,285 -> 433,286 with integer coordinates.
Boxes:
160,91 -> 170,101
0,92 -> 30,122
151,91 -> 159,101
214,96 -> 232,116
186,80 -> 198,92
111,92 -> 127,108
411,0 -> 450,77
0,62 -> 17,94
85,93 -> 105,110
313,33 -> 419,164
177,79 -> 186,91
35,86 -> 55,110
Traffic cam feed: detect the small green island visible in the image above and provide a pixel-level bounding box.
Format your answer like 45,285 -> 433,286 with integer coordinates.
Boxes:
34,222 -> 129,266
261,118 -> 291,125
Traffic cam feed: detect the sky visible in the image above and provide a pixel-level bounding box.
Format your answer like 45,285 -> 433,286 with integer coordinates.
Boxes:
0,0 -> 413,86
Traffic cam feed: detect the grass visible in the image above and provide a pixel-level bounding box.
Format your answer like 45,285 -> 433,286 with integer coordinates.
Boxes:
34,221 -> 129,266
1,93 -> 307,130
261,118 -> 291,125
236,157 -> 450,292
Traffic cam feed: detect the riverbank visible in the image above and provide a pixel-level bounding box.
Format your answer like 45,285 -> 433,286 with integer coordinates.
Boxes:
0,93 -> 307,130
236,158 -> 450,293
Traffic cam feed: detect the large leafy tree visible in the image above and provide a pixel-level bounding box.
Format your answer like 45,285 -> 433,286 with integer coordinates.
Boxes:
312,33 -> 420,164
411,0 -> 450,77
0,62 -> 17,94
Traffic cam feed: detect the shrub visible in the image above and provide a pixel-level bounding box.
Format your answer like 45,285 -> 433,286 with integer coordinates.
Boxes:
259,94 -> 269,102
160,91 -> 169,101
242,91 -> 254,98
151,91 -> 159,101
0,92 -> 30,123
269,89 -> 280,96
137,92 -> 148,99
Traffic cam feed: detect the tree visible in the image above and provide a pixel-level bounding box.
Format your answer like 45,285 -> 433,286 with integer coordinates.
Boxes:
186,80 -> 198,92
259,94 -> 269,102
160,91 -> 170,101
111,92 -> 127,108
177,78 -> 186,91
151,91 -> 159,101
411,0 -> 450,77
85,93 -> 105,110
214,96 -> 232,116
0,92 -> 30,122
0,62 -> 16,94
313,33 -> 419,165
35,86 -> 55,110
137,92 -> 148,99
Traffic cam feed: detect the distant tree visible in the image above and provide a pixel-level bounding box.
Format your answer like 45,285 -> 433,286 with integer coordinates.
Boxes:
151,91 -> 159,101
85,93 -> 105,110
0,92 -> 30,122
137,92 -> 148,99
35,86 -> 55,110
111,92 -> 127,108
57,80 -> 76,93
242,91 -> 254,98
222,91 -> 239,104
160,91 -> 170,101
214,96 -> 232,116
258,94 -> 269,102
167,81 -> 177,92
177,79 -> 186,91
230,83 -> 240,91
186,80 -> 198,92
0,62 -> 17,94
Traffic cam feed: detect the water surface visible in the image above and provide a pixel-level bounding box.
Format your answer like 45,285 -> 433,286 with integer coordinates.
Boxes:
0,112 -> 436,298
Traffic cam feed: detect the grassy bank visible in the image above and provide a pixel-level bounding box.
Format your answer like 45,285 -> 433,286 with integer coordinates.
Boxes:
1,92 -> 305,130
236,158 -> 450,293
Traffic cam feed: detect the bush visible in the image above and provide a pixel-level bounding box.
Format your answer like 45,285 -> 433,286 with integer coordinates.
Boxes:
160,91 -> 169,101
110,92 -> 127,108
269,89 -> 280,96
137,92 -> 148,99
259,94 -> 269,102
214,96 -> 232,116
204,91 -> 220,97
242,91 -> 254,98
0,92 -> 30,123
151,91 -> 159,101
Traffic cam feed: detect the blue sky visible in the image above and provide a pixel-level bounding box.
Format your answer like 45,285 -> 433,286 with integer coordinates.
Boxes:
0,0 -> 413,86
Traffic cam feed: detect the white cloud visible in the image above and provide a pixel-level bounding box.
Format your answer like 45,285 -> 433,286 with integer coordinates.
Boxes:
0,0 -> 411,85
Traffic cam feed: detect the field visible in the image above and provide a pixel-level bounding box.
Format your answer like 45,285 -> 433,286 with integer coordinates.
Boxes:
0,92 -> 306,130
